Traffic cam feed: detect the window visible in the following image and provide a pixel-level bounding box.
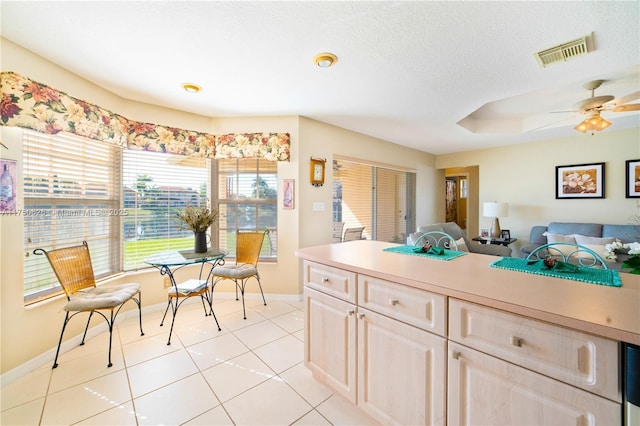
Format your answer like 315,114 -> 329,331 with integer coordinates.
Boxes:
214,159 -> 277,259
23,131 -> 279,303
333,158 -> 415,244
23,130 -> 121,303
122,150 -> 210,270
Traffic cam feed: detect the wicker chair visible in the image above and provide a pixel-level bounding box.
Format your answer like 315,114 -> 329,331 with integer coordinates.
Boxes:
211,230 -> 268,319
34,241 -> 143,368
160,277 -> 221,345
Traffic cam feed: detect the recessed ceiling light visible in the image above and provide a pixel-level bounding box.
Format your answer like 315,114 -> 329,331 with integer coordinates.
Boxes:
182,83 -> 201,93
314,52 -> 338,68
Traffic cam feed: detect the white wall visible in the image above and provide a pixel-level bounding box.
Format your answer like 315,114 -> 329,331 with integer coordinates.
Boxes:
437,127 -> 640,254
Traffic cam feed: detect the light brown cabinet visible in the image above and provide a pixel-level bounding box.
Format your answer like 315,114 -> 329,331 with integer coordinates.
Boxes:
357,307 -> 446,425
303,259 -> 623,425
304,261 -> 447,424
447,299 -> 620,425
447,341 -> 620,425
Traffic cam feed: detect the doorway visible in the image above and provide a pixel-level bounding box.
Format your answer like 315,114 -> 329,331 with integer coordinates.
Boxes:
445,175 -> 468,230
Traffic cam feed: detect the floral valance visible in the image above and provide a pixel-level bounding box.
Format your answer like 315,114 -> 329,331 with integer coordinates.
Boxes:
0,71 -> 290,161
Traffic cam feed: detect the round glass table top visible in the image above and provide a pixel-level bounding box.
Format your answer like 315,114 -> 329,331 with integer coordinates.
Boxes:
144,248 -> 226,267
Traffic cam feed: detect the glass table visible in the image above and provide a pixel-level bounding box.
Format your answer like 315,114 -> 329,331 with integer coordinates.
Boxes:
145,248 -> 226,344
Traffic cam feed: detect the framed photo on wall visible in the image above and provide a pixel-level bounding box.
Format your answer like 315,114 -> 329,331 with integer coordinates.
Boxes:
282,179 -> 294,209
0,158 -> 17,213
555,162 -> 605,199
625,159 -> 640,198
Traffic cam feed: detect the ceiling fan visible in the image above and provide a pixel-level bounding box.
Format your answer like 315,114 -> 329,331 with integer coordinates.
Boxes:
568,79 -> 640,133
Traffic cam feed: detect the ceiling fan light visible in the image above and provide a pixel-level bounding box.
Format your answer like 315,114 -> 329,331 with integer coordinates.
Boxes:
573,112 -> 612,134
574,121 -> 588,133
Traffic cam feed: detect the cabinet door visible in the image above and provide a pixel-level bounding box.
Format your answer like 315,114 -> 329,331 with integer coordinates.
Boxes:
447,342 -> 620,425
304,287 -> 357,403
358,307 -> 446,425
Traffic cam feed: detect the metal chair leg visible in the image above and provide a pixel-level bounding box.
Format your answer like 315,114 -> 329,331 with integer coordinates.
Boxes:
80,311 -> 94,345
136,293 -> 145,336
106,311 -> 114,368
159,299 -> 171,326
52,312 -> 71,369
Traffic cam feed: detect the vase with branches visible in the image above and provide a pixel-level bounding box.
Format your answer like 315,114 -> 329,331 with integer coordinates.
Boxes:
177,203 -> 218,252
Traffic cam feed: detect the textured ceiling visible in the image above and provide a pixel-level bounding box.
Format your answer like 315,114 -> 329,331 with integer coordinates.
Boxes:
1,1 -> 639,154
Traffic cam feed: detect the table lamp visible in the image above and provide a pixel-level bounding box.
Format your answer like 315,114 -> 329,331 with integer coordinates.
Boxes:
483,202 -> 509,239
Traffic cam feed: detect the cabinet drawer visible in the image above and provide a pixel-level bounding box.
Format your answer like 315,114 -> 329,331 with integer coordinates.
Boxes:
358,274 -> 446,336
449,299 -> 620,402
448,342 -> 620,425
304,260 -> 357,304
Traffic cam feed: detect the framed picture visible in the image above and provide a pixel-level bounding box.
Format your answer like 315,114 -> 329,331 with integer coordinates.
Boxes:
625,159 -> 640,198
555,162 -> 605,199
501,229 -> 511,240
282,179 -> 294,209
0,158 -> 17,213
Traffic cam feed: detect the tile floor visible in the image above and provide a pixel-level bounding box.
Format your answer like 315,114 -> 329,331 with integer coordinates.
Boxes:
1,297 -> 378,425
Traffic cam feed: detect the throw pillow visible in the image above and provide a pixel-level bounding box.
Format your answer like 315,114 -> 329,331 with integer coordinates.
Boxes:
452,237 -> 468,252
573,235 -> 616,261
542,232 -> 576,256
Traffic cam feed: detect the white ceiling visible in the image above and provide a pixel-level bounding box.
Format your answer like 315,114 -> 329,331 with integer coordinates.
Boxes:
1,1 -> 639,155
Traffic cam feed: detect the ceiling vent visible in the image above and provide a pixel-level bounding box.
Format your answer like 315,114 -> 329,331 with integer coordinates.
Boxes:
534,34 -> 591,68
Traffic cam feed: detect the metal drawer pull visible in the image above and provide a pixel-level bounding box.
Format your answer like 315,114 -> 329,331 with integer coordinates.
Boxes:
347,309 -> 355,316
451,351 -> 461,360
389,298 -> 399,306
357,313 -> 365,319
510,336 -> 524,347
321,277 -> 329,283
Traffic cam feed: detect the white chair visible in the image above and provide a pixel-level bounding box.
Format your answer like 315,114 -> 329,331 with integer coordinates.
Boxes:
342,226 -> 364,242
333,222 -> 345,243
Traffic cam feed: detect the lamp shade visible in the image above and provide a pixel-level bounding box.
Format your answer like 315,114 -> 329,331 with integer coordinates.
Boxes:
483,202 -> 508,218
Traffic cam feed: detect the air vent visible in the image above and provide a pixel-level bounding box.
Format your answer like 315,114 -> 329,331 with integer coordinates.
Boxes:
534,35 -> 591,68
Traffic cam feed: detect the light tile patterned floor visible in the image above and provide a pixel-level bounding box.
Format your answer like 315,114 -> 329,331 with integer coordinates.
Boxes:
1,297 -> 378,425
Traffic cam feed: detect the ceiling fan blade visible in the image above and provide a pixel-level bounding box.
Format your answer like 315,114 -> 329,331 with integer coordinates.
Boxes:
612,103 -> 640,112
604,91 -> 640,108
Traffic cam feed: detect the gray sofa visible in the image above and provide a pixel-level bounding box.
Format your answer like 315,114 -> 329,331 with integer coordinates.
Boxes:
521,222 -> 640,271
407,222 -> 512,257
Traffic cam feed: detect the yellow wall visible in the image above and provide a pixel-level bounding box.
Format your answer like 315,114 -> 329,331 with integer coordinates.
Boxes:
0,39 -> 437,373
437,128 -> 640,253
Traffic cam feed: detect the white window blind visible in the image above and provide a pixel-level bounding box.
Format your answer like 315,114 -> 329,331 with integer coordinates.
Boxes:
215,159 -> 277,259
23,130 -> 121,302
333,159 -> 413,243
122,150 -> 210,270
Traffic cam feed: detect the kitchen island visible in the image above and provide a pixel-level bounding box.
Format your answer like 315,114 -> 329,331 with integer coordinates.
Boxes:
296,240 -> 639,425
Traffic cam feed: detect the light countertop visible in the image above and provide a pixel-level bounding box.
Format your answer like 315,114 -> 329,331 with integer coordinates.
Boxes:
296,240 -> 640,344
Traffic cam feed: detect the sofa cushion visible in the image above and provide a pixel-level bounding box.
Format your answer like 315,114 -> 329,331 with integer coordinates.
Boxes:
547,222 -> 602,237
573,235 -> 616,260
602,224 -> 640,244
542,232 -> 577,256
455,237 -> 469,252
528,225 -> 549,246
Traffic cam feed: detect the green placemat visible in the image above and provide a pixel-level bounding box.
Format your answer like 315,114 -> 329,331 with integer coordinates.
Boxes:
490,257 -> 622,287
383,245 -> 467,261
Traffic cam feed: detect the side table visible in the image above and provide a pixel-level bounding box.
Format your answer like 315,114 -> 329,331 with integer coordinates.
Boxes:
472,237 -> 517,247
